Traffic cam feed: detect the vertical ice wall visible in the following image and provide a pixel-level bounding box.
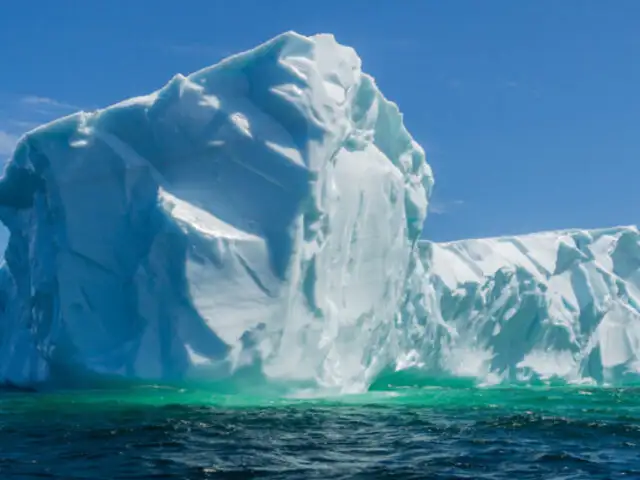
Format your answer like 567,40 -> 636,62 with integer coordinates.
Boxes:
0,32 -> 433,389
413,227 -> 640,384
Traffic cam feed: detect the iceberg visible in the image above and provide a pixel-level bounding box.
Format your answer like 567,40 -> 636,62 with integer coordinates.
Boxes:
414,226 -> 640,384
0,31 -> 638,391
0,32 -> 431,390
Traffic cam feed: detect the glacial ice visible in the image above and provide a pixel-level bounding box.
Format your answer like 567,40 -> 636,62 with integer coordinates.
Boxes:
414,226 -> 640,384
0,32 -> 431,390
0,31 -> 639,391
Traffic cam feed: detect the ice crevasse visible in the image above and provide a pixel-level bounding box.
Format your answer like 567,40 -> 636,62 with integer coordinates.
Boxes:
0,31 -> 639,390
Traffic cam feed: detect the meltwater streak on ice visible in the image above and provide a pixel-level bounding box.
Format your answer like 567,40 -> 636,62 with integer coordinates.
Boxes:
1,30 -> 640,394
0,31 -> 432,392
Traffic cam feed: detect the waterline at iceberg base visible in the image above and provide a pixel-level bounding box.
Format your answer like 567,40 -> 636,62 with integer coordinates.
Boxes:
0,31 -> 638,392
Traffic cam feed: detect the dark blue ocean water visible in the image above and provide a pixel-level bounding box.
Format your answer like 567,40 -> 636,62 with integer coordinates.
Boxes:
1,382 -> 639,479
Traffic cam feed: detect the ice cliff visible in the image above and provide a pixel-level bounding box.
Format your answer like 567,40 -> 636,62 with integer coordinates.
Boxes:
0,32 -> 638,391
408,227 -> 640,385
0,32 -> 431,389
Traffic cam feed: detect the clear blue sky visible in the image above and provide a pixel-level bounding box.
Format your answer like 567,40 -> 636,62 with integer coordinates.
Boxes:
0,1 -> 638,242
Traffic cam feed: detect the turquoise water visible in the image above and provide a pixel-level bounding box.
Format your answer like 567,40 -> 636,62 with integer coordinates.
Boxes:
2,377 -> 639,479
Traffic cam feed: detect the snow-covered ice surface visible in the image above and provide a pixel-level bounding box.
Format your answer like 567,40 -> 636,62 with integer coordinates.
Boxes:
0,32 -> 431,390
0,31 -> 638,391
415,226 -> 640,385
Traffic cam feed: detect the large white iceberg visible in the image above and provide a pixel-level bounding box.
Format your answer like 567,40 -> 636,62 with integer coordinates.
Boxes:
0,32 -> 431,390
0,31 -> 638,391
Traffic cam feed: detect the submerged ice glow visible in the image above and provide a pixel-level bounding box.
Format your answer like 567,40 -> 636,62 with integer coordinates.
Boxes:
0,32 -> 638,391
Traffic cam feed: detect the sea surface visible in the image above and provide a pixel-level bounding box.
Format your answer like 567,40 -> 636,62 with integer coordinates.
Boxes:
1,375 -> 639,479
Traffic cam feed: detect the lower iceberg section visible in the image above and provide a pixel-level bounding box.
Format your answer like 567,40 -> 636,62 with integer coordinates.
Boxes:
411,226 -> 640,385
